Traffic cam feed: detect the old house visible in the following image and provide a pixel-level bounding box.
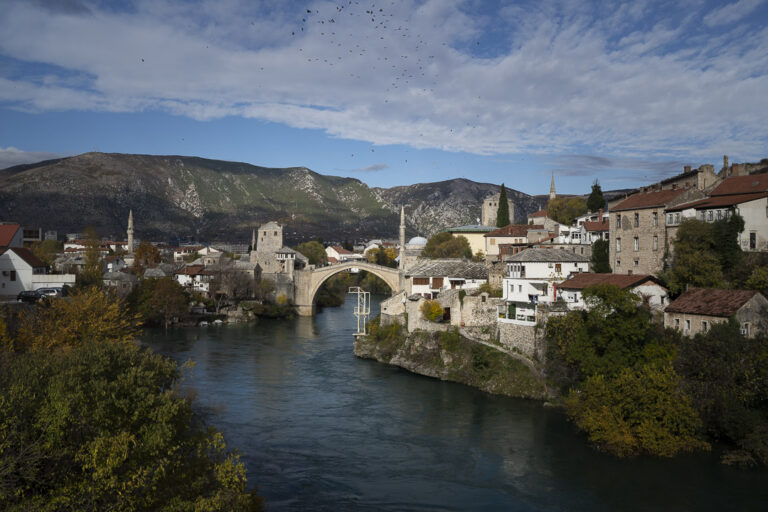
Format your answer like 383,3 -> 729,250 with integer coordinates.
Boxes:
484,224 -> 540,260
501,248 -> 590,324
405,259 -> 488,298
664,288 -> 768,338
102,271 -> 139,297
609,188 -> 703,275
325,245 -> 364,263
174,264 -> 216,295
0,247 -> 75,298
445,225 -> 494,256
557,273 -> 668,312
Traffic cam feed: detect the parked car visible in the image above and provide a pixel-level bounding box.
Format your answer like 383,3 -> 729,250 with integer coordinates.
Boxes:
38,287 -> 65,298
17,290 -> 42,303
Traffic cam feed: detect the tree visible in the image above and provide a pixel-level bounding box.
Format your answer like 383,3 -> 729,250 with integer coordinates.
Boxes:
366,247 -> 398,267
496,183 -> 510,227
29,239 -> 62,270
590,239 -> 611,273
420,299 -> 444,322
128,278 -> 188,328
547,197 -> 588,225
133,241 -> 161,270
664,219 -> 724,295
745,266 -> 768,296
565,361 -> 708,458
295,241 -> 327,265
421,232 -> 472,259
78,226 -> 102,288
586,179 -> 606,212
711,211 -> 745,277
472,250 -> 485,262
14,287 -> 140,352
0,341 -> 264,510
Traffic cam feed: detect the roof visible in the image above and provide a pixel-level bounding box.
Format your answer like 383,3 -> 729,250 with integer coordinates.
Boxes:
529,210 -> 548,218
665,288 -> 760,317
504,248 -> 590,263
103,271 -> 138,282
612,189 -> 687,212
8,247 -> 46,268
665,192 -> 768,212
143,267 -> 167,278
484,224 -> 542,238
446,225 -> 495,233
0,224 -> 21,247
405,258 -> 488,280
175,264 -> 205,276
558,273 -> 663,291
330,245 -> 354,254
584,219 -> 610,232
259,221 -> 281,230
710,174 -> 768,196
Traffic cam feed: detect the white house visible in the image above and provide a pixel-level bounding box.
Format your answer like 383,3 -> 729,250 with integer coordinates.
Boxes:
173,245 -> 206,262
484,224 -> 541,259
174,264 -> 216,295
0,223 -> 23,248
0,247 -> 76,298
406,259 -> 488,298
501,248 -> 590,325
557,273 -> 668,312
326,245 -> 364,263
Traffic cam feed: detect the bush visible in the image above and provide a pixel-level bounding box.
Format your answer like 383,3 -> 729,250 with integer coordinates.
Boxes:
420,300 -> 444,322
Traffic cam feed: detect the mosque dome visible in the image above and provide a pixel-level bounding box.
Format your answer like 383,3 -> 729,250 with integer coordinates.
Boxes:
407,236 -> 428,246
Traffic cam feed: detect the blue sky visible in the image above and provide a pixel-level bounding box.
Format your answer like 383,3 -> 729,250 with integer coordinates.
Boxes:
1,0 -> 767,195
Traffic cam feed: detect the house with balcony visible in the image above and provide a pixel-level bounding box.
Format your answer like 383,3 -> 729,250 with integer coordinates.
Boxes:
500,248 -> 590,324
557,273 -> 668,312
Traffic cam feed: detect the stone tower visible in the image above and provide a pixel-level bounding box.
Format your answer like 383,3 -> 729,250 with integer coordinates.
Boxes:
257,221 -> 283,254
549,173 -> 556,201
127,209 -> 134,253
398,206 -> 406,271
482,193 -> 515,226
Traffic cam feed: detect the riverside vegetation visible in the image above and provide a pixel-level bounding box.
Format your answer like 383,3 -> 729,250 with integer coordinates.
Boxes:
0,288 -> 265,511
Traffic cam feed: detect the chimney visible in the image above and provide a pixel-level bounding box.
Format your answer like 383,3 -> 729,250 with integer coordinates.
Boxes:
684,165 -> 691,173
724,155 -> 729,170
598,208 -> 603,220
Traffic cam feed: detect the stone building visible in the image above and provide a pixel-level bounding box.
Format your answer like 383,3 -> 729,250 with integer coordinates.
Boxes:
249,221 -> 308,302
609,188 -> 704,275
481,192 -> 516,226
664,288 -> 768,338
657,164 -> 719,192
557,273 -> 668,312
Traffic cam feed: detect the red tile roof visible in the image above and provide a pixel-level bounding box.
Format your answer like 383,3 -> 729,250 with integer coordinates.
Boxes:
9,247 -> 45,268
612,189 -> 687,212
710,174 -> 768,196
584,219 -> 610,232
666,192 -> 768,212
175,264 -> 205,275
665,288 -> 760,317
559,273 -> 662,290
484,224 -> 542,237
529,210 -> 548,217
330,245 -> 354,254
0,224 -> 21,247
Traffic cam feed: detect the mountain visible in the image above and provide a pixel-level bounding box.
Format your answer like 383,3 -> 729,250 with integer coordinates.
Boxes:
0,152 -> 546,243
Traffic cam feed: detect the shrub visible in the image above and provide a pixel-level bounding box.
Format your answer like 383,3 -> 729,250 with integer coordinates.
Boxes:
420,300 -> 444,322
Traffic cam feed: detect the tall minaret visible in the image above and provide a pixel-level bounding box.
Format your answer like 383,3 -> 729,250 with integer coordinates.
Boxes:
549,173 -> 556,201
127,209 -> 134,253
249,228 -> 257,263
398,206 -> 406,271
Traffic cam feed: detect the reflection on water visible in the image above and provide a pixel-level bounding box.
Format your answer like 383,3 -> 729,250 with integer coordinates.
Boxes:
141,298 -> 768,512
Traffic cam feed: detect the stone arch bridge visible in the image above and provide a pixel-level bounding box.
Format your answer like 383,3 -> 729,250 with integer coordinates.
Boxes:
293,261 -> 403,316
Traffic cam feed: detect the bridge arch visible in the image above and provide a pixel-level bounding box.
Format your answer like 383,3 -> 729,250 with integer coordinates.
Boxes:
294,261 -> 403,315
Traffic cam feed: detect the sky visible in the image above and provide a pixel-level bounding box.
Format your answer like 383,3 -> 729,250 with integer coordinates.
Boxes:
1,0 -> 767,195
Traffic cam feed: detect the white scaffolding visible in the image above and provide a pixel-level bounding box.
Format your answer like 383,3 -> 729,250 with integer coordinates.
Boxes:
348,286 -> 371,337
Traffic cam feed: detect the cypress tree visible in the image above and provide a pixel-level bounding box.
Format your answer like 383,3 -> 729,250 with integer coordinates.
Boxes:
496,183 -> 510,227
587,180 -> 606,212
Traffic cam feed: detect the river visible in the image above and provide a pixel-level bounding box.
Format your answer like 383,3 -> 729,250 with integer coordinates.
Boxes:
141,298 -> 767,511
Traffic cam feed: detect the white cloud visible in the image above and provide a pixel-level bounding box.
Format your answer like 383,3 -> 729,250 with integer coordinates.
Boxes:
703,0 -> 765,26
0,0 -> 766,163
0,147 -> 64,169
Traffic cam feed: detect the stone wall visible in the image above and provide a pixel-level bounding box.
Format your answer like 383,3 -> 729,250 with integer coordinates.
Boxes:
380,291 -> 406,326
498,321 -> 543,359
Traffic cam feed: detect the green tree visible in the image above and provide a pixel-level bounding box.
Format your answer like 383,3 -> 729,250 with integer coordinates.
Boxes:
78,226 -> 102,288
496,183 -> 510,227
366,247 -> 398,268
420,299 -> 444,322
29,239 -> 62,270
295,241 -> 327,265
745,266 -> 768,296
565,361 -> 708,458
711,211 -> 745,277
547,197 -> 588,225
422,232 -> 472,259
0,341 -> 264,510
128,278 -> 188,328
590,239 -> 611,273
665,219 -> 724,295
586,179 -> 606,212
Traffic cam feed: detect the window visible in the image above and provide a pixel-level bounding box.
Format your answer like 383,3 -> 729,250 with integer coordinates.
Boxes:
653,235 -> 658,251
634,213 -> 639,227
667,213 -> 673,225
750,232 -> 756,250
675,318 -> 680,328
675,213 -> 680,224
616,238 -> 621,252
685,319 -> 690,331
413,277 -> 429,285
741,323 -> 750,336
708,210 -> 713,221
490,238 -> 496,245
555,263 -> 562,273
702,321 -> 708,332
518,285 -> 522,293
10,271 -> 15,282
653,212 -> 658,227
634,259 -> 639,266
716,210 -> 722,220
616,259 -> 621,266
616,215 -> 621,228
633,237 -> 639,251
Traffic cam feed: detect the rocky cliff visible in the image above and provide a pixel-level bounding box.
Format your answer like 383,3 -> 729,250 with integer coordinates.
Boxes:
0,152 -> 547,242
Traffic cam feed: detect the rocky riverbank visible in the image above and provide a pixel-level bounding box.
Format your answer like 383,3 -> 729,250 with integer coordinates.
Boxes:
354,321 -> 549,400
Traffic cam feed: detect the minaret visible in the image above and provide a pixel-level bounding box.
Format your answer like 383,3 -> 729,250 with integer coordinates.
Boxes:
549,173 -> 556,201
127,209 -> 134,253
398,206 -> 406,271
250,228 -> 257,263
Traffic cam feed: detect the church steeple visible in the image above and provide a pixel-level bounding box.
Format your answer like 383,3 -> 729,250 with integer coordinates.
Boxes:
549,173 -> 556,201
127,209 -> 134,253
